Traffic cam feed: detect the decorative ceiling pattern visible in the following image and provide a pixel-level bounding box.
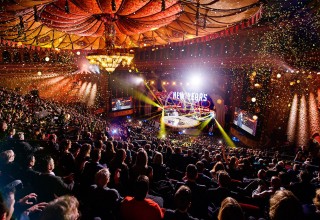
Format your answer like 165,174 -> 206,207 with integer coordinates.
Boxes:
0,0 -> 262,49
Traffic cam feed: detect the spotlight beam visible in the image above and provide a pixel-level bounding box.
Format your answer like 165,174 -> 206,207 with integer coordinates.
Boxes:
215,119 -> 236,148
133,90 -> 161,108
145,83 -> 163,106
158,109 -> 166,138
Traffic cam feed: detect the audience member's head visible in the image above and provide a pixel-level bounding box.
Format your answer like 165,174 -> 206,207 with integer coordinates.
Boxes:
299,170 -> 312,183
0,121 -> 8,132
270,176 -> 281,190
135,149 -> 148,168
218,171 -> 231,188
313,189 -> 320,211
91,148 -> 102,163
218,197 -> 244,220
186,164 -> 198,181
78,143 -> 91,158
257,169 -> 266,179
153,152 -> 163,165
112,149 -> 126,165
269,190 -> 303,220
211,161 -> 225,177
0,150 -> 15,165
133,175 -> 149,201
196,161 -> 205,173
60,139 -> 72,152
95,168 -> 110,188
105,141 -> 115,153
37,156 -> 55,173
174,185 -> 192,213
40,196 -> 79,220
278,172 -> 290,187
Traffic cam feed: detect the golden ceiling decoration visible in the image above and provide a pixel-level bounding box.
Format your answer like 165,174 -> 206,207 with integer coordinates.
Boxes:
0,0 -> 262,49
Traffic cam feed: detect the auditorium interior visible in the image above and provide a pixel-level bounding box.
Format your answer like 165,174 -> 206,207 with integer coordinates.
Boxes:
0,1 -> 320,220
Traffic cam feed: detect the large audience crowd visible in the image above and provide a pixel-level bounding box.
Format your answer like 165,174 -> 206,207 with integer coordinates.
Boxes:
0,87 -> 320,220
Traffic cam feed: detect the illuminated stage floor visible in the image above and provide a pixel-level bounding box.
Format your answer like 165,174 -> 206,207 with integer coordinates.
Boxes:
163,115 -> 200,128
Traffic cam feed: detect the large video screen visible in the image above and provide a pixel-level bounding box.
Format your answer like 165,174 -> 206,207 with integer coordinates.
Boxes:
111,97 -> 133,111
233,107 -> 258,136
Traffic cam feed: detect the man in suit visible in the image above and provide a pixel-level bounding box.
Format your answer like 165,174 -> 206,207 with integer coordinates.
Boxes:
176,164 -> 208,219
80,148 -> 105,189
33,156 -> 72,202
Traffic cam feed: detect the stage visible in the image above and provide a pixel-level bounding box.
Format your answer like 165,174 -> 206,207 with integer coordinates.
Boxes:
163,115 -> 201,128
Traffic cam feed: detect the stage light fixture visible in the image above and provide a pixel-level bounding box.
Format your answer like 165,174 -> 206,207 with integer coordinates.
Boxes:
45,56 -> 50,62
251,97 -> 256,102
76,51 -> 81,55
277,73 -> 281,78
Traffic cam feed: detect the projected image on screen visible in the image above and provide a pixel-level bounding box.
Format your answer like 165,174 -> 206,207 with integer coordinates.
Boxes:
233,107 -> 258,136
112,97 -> 132,111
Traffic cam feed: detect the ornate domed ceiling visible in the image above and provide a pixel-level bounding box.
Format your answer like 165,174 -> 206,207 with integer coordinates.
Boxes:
0,0 -> 262,49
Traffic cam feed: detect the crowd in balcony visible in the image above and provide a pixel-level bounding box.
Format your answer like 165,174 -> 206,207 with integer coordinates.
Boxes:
0,87 -> 319,220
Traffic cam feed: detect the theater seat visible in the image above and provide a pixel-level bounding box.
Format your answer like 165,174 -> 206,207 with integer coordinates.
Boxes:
239,202 -> 261,218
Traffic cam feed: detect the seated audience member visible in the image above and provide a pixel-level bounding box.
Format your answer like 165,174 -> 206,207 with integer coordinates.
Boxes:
195,161 -> 212,188
40,195 -> 79,220
0,121 -> 8,140
269,190 -> 304,220
164,185 -> 198,220
303,189 -> 320,220
243,169 -> 268,194
252,176 -> 282,199
120,175 -> 163,220
87,168 -> 120,220
0,150 -> 16,187
290,170 -> 316,204
218,197 -> 245,220
210,162 -> 225,183
74,143 -> 92,176
33,156 -> 73,202
18,154 -> 40,191
208,171 -> 237,207
1,183 -> 47,220
151,151 -> 167,182
226,156 -> 242,181
176,164 -> 208,219
109,149 -> 129,195
57,139 -> 76,177
130,149 -> 153,183
80,148 -> 104,189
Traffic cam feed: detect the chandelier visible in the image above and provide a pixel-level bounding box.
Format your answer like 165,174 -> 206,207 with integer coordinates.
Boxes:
86,15 -> 134,73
